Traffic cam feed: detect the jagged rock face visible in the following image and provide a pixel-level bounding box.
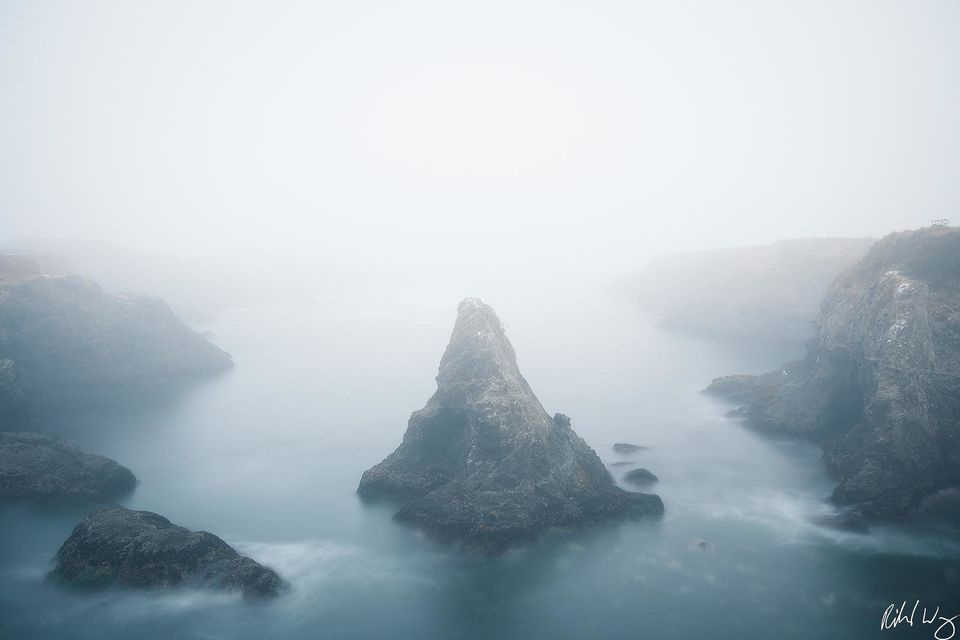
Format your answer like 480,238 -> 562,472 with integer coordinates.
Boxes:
0,265 -> 233,392
0,359 -> 29,430
706,227 -> 960,520
0,432 -> 136,501
50,505 -> 283,597
359,298 -> 663,554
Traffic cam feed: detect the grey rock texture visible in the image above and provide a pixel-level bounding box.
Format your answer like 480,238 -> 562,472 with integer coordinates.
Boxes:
624,237 -> 875,343
0,359 -> 29,430
623,468 -> 658,486
358,297 -> 663,554
0,256 -> 233,393
0,432 -> 135,501
50,505 -> 283,597
706,227 -> 960,520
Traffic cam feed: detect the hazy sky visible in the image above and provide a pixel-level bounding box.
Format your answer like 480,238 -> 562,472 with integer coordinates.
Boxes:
0,0 -> 957,283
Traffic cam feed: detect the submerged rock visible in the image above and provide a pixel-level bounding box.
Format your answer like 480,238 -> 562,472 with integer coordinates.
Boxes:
688,539 -> 713,551
623,468 -> 659,486
358,298 -> 663,554
50,505 -> 283,597
0,258 -> 233,393
612,443 -> 646,454
706,227 -> 960,521
610,461 -> 636,467
0,432 -> 135,501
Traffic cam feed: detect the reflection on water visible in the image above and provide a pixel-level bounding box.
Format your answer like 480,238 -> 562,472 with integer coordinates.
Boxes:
1,291 -> 958,639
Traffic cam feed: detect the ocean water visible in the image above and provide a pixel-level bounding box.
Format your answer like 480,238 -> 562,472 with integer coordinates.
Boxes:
1,290 -> 957,640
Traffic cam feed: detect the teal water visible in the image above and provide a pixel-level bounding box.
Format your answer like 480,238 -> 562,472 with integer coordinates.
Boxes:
1,292 -> 958,640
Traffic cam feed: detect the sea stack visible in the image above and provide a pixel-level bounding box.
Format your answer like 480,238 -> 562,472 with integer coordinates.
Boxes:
358,297 -> 663,554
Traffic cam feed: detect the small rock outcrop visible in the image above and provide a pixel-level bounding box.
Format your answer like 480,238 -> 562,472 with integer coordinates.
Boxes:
0,256 -> 233,393
612,442 -> 646,454
358,298 -> 663,554
623,468 -> 659,486
50,505 -> 283,597
0,432 -> 135,501
706,227 -> 960,521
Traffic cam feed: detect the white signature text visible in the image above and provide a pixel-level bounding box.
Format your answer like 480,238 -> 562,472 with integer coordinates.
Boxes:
882,601 -> 959,640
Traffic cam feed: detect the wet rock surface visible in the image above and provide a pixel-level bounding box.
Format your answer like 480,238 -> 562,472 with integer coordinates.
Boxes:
50,505 -> 283,597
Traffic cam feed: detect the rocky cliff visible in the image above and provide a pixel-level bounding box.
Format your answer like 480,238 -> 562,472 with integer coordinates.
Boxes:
706,227 -> 960,520
50,505 -> 283,597
625,237 -> 874,342
359,298 -> 663,554
0,255 -> 232,393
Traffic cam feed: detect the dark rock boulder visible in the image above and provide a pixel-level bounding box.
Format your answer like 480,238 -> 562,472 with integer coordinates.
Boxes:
623,468 -> 659,486
50,505 -> 283,597
358,297 -> 663,554
706,227 -> 960,521
0,432 -> 135,501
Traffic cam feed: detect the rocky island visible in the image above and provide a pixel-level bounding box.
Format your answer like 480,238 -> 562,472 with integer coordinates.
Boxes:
50,505 -> 283,597
706,227 -> 960,521
359,297 -> 663,554
0,432 -> 136,501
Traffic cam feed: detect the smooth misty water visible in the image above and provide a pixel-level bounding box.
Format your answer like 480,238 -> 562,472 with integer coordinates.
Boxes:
1,291 -> 958,640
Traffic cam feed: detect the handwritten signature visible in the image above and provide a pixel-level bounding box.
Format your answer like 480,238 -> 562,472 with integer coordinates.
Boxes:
882,601 -> 959,640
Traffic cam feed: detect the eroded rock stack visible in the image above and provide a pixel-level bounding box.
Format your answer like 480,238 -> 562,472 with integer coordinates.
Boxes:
359,297 -> 663,553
